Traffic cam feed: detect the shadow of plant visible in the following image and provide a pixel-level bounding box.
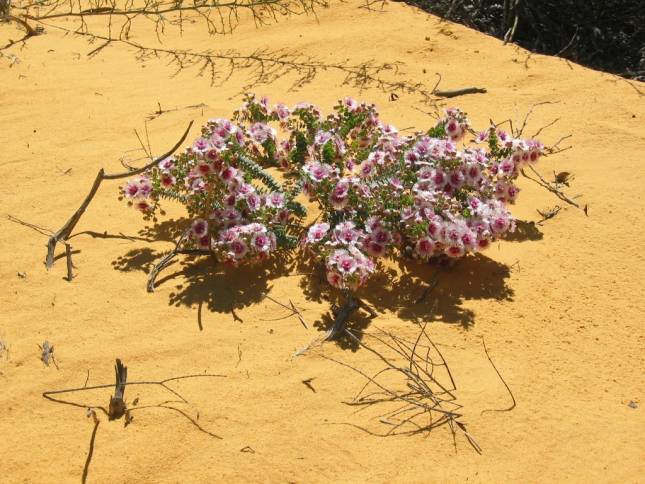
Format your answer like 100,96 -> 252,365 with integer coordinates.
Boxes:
165,253 -> 294,321
136,218 -> 188,243
113,220 -> 514,340
505,220 -> 543,242
394,254 -> 514,327
111,219 -> 190,274
298,252 -> 514,350
112,247 -> 160,273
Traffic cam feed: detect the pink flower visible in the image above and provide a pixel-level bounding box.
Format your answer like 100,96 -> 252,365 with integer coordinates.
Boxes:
326,270 -> 343,288
274,103 -> 290,121
249,122 -> 276,144
229,238 -> 248,259
358,161 -> 374,178
304,162 -> 333,182
220,166 -> 237,182
307,223 -> 330,244
415,237 -> 435,258
371,228 -> 391,244
314,130 -> 332,146
364,238 -> 386,257
197,163 -> 213,176
337,254 -> 357,274
265,192 -> 285,209
123,181 -> 140,199
251,233 -> 272,253
491,216 -> 511,234
193,137 -> 210,152
191,219 -> 209,237
197,235 -> 211,250
431,169 -> 447,187
274,210 -> 290,224
158,157 -> 175,171
477,238 -> 491,250
466,164 -> 482,184
342,97 -> 358,112
246,193 -> 261,211
221,208 -> 242,225
445,244 -> 465,258
161,173 -> 176,187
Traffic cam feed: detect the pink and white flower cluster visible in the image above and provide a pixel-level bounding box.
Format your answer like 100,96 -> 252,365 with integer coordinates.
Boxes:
120,108 -> 303,266
121,94 -> 544,288
213,222 -> 277,265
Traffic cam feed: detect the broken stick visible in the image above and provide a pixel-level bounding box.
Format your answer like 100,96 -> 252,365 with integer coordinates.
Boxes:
46,121 -> 193,270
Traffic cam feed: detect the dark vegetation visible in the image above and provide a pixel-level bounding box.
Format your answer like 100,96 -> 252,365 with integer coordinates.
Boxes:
403,0 -> 645,80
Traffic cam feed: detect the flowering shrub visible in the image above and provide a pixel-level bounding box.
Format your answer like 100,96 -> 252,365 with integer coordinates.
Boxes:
121,94 -> 543,287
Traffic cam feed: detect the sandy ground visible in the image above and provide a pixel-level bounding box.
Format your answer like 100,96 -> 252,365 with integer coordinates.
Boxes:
1,1 -> 644,482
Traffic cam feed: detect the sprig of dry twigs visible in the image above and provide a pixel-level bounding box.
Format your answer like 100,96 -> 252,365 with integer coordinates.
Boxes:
322,321 -> 482,453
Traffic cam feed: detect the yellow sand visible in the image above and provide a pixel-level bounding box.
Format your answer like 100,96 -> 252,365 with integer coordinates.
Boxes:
1,1 -> 644,482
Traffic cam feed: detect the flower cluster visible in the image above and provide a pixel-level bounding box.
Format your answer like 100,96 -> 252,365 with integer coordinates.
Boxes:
121,94 -> 543,287
120,112 -> 305,265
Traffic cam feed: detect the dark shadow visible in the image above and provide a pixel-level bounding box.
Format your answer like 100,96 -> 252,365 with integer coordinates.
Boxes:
394,254 -> 514,328
505,220 -> 543,242
313,309 -> 376,352
82,420 -> 100,484
69,230 -> 156,243
111,218 -> 295,329
53,249 -> 81,262
299,253 -> 514,349
110,219 -> 191,273
113,220 -> 513,339
136,218 -> 188,243
112,247 -> 160,273
166,253 -> 294,322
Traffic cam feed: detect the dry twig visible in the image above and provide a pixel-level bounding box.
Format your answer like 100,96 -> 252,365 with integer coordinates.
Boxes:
45,121 -> 193,270
323,323 -> 481,453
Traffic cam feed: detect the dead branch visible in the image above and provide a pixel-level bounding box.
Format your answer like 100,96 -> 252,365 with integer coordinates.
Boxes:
521,165 -> 581,209
43,359 -> 225,482
45,121 -> 193,270
515,100 -> 559,138
7,214 -> 53,237
263,293 -> 309,328
1,13 -> 43,51
434,87 -> 487,98
42,365 -> 226,416
414,269 -> 440,304
108,358 -> 128,420
326,292 -> 360,340
322,324 -> 481,452
536,205 -> 561,225
64,243 -> 74,281
147,236 -> 212,292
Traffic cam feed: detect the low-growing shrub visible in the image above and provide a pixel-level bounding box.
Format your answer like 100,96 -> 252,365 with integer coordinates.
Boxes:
122,94 -> 544,328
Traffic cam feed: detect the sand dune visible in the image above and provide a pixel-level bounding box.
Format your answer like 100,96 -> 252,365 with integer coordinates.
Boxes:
1,1 -> 644,482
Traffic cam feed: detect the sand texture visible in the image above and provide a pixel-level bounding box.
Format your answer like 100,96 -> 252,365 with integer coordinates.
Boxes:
1,1 -> 644,482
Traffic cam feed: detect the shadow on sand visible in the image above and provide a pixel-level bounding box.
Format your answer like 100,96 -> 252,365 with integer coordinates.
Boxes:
112,219 -> 525,344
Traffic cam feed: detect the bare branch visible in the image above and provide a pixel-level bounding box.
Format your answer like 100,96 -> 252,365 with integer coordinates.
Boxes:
45,121 -> 193,269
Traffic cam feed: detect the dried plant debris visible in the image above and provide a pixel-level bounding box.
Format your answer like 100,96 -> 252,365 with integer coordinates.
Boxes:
39,340 -> 59,369
323,323 -> 481,453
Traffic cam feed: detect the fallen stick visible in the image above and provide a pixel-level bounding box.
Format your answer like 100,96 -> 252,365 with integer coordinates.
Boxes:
434,87 -> 487,98
45,121 -> 193,270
